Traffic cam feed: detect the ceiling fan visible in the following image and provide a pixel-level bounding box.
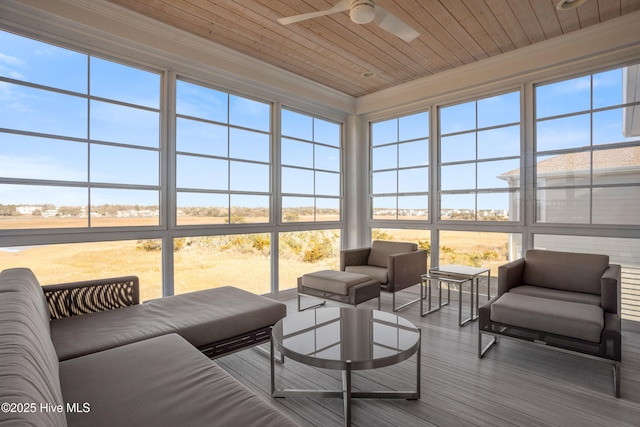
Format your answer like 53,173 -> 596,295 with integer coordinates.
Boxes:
277,0 -> 420,43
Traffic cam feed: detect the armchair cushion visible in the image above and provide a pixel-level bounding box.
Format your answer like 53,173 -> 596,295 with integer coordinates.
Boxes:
344,265 -> 388,285
491,293 -> 604,343
509,285 -> 601,306
522,249 -> 609,295
368,241 -> 418,268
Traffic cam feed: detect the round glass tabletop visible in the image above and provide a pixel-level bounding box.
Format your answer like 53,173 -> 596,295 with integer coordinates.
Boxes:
272,307 -> 420,371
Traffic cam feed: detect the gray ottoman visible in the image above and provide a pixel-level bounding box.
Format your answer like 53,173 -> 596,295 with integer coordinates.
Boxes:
297,270 -> 381,311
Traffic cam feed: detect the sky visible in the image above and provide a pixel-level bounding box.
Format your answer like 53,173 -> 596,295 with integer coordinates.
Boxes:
1,29 -> 638,216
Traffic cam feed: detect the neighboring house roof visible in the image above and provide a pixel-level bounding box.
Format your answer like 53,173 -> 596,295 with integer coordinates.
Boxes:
499,146 -> 640,180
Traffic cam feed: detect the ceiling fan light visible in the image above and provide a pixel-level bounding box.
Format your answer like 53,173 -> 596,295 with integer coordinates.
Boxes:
350,1 -> 375,24
556,0 -> 588,10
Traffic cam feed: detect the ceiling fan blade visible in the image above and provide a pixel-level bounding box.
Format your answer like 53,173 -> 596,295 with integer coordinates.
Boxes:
278,0 -> 351,26
374,6 -> 420,43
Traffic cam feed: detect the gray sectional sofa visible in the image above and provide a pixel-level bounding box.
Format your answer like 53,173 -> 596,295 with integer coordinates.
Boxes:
0,268 -> 297,426
478,250 -> 622,396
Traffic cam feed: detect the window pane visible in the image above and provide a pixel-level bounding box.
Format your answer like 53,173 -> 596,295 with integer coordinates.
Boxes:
230,161 -> 269,192
90,100 -> 159,148
230,195 -> 269,223
0,31 -> 87,93
281,109 -> 312,140
176,118 -> 228,157
282,197 -> 314,222
441,163 -> 475,191
372,196 -> 396,219
441,133 -> 475,163
174,234 -> 271,295
398,167 -> 428,193
439,230 -> 522,293
371,118 -> 397,146
592,186 -> 640,225
593,69 -> 623,109
399,139 -> 428,167
282,167 -> 313,194
536,114 -> 590,152
315,171 -> 340,196
176,192 -> 228,225
0,83 -> 87,137
593,108 -> 640,145
282,138 -> 313,168
176,80 -> 228,123
315,145 -> 340,171
176,155 -> 228,190
477,192 -> 516,221
536,153 -> 590,187
90,57 -> 160,108
372,170 -> 397,194
441,193 -> 475,220
478,91 -> 520,128
478,159 -> 519,189
536,75 -> 590,118
230,128 -> 269,162
440,101 -> 476,134
0,241 -> 162,301
316,198 -> 340,221
398,196 -> 428,220
593,147 -> 640,185
536,188 -> 590,223
314,119 -> 340,146
0,184 -> 88,229
91,145 -> 158,185
90,188 -> 159,226
533,234 -> 640,321
372,145 -> 397,170
399,111 -> 429,141
0,133 -> 87,181
229,95 -> 269,132
478,125 -> 520,159
278,230 -> 340,291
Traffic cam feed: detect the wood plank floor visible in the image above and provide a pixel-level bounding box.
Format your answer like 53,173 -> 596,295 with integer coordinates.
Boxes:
216,290 -> 640,426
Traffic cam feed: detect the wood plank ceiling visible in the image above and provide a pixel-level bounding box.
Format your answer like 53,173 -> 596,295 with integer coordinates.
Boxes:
106,0 -> 640,98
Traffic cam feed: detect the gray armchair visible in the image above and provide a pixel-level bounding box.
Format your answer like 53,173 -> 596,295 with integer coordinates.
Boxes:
340,240 -> 427,311
478,249 -> 622,396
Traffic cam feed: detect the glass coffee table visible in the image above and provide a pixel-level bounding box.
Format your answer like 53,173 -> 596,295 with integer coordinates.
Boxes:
271,307 -> 420,426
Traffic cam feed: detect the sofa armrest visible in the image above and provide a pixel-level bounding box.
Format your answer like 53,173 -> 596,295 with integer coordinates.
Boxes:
601,264 -> 621,315
340,247 -> 371,270
498,257 -> 525,296
42,276 -> 139,319
387,249 -> 428,292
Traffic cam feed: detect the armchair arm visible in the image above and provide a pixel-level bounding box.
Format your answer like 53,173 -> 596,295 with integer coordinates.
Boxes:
498,257 -> 525,296
340,247 -> 371,271
42,276 -> 139,320
387,249 -> 428,292
601,264 -> 621,315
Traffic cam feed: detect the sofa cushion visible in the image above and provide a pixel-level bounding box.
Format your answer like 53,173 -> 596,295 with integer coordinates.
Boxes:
367,241 -> 418,268
301,270 -> 372,295
51,286 -> 286,361
522,249 -> 608,295
509,285 -> 601,306
491,293 -> 604,343
345,265 -> 388,285
60,334 -> 298,427
0,271 -> 66,426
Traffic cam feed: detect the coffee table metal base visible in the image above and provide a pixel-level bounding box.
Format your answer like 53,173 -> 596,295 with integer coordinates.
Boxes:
270,332 -> 421,427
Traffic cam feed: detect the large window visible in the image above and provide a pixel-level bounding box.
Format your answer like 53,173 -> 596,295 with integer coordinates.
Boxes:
535,65 -> 640,225
0,31 -> 161,229
280,108 -> 341,222
439,91 -> 521,221
370,111 -> 429,220
176,80 -> 271,225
